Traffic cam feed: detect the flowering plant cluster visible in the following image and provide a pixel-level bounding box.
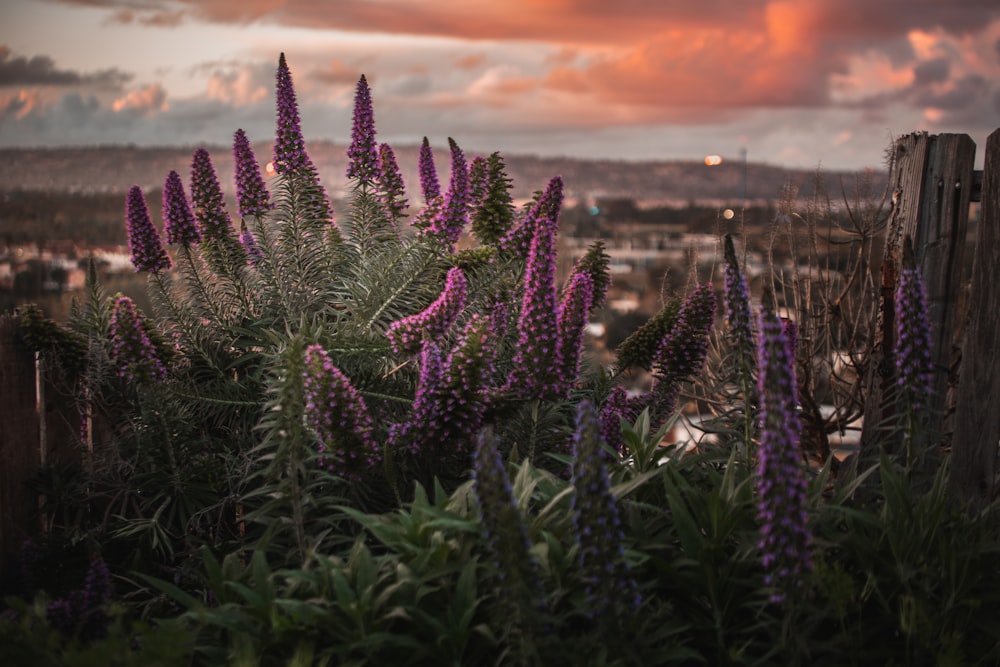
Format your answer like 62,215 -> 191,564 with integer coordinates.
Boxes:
108,295 -> 167,384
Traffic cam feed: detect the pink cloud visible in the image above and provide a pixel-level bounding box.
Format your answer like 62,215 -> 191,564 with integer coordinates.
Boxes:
112,83 -> 168,114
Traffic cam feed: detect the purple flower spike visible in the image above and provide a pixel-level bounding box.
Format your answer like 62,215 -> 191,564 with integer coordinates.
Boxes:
499,176 -> 563,257
125,186 -> 171,273
109,295 -> 167,384
418,136 -> 441,204
273,53 -> 309,175
233,129 -> 271,218
388,342 -> 443,455
755,309 -> 812,605
346,74 -> 380,183
895,262 -> 934,414
555,271 -> 595,398
571,401 -> 642,617
386,267 -> 467,356
428,137 -> 469,245
303,344 -> 381,480
190,147 -> 235,244
377,143 -> 408,219
506,204 -> 560,399
162,170 -> 200,246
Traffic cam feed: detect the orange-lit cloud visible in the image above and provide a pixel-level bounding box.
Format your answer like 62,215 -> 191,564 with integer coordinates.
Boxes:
112,83 -> 168,114
205,67 -> 268,106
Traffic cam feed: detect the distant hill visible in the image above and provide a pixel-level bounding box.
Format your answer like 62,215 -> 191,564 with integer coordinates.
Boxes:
0,142 -> 886,204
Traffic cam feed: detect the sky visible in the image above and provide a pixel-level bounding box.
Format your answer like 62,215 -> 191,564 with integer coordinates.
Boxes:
1,0 -> 999,171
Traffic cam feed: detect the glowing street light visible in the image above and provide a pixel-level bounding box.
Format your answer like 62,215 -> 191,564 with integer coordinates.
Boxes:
704,154 -> 723,166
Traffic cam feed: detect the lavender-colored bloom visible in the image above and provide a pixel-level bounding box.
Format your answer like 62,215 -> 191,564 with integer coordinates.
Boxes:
615,299 -> 681,372
387,267 -> 467,356
109,295 -> 167,384
571,401 -> 641,617
895,265 -> 934,414
499,176 -> 563,257
233,129 -> 271,217
273,53 -> 309,175
755,309 -> 812,605
410,195 -> 444,232
303,344 -> 380,479
472,429 -> 547,619
376,143 -> 408,219
428,137 -> 469,245
190,147 -> 236,244
600,385 -> 635,456
389,342 -> 444,455
505,202 -> 560,399
346,74 -> 380,183
125,186 -> 171,273
418,136 -> 441,203
162,170 -> 200,246
555,271 -> 595,398
240,220 -> 264,267
390,317 -> 494,457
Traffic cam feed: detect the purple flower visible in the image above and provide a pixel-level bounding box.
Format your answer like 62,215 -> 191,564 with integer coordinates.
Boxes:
472,429 -> 547,618
240,220 -> 264,267
505,199 -> 560,399
125,185 -> 171,273
389,342 -> 444,455
162,170 -> 201,246
190,147 -> 236,244
273,52 -> 309,175
571,401 -> 642,617
499,176 -> 563,257
391,317 -> 495,457
418,136 -> 441,204
895,264 -> 934,415
387,267 -> 467,356
600,385 -> 637,456
346,74 -> 380,183
376,143 -> 408,219
233,129 -> 271,218
755,309 -> 812,605
428,137 -> 469,245
615,299 -> 681,372
109,295 -> 167,384
555,271 -> 595,398
303,344 -> 380,480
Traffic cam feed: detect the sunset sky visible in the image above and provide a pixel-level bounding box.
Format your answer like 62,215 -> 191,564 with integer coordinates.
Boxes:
2,0 -> 998,170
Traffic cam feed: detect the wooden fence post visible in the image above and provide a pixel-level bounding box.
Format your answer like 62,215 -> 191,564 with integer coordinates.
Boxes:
952,128 -> 1000,508
861,132 -> 976,454
0,314 -> 40,574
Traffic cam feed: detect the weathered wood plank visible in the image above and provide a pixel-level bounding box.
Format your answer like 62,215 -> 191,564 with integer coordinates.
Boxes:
952,128 -> 1000,507
861,132 -> 975,454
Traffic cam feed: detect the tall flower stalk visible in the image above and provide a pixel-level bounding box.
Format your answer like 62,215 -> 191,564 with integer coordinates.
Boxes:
162,170 -> 200,247
506,197 -> 560,399
346,74 -> 379,185
755,308 -> 812,606
387,267 -> 467,356
428,137 -> 469,246
109,295 -> 167,384
303,344 -> 380,480
376,142 -> 408,221
895,240 -> 935,468
233,129 -> 271,219
418,136 -> 440,204
555,271 -> 595,398
724,234 -> 757,456
571,401 -> 642,619
125,186 -> 171,274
